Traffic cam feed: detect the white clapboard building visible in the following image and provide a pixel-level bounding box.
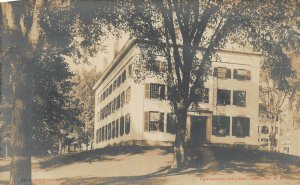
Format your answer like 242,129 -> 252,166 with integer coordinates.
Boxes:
93,39 -> 261,149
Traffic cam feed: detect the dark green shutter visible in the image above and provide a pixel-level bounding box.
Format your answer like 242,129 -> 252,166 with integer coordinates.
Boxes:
144,111 -> 149,131
160,112 -> 164,132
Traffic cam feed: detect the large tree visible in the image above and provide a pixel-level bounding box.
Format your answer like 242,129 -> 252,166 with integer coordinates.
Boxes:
1,1 -> 105,184
95,0 -> 300,168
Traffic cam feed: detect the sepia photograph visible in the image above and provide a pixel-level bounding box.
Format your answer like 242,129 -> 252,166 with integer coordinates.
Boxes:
0,0 -> 299,184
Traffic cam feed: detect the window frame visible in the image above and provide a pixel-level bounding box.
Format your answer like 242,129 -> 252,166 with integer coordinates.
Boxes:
233,90 -> 246,107
217,89 -> 231,105
212,115 -> 230,137
232,116 -> 250,138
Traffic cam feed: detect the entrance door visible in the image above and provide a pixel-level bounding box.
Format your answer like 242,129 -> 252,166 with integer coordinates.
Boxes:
190,116 -> 207,144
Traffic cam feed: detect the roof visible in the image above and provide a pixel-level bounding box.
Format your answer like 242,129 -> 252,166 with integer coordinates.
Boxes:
92,39 -> 137,91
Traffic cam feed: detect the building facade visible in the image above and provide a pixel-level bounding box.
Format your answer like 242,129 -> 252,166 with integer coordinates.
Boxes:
93,39 -> 261,149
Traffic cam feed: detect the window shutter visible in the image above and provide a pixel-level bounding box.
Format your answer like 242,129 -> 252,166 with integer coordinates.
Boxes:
226,68 -> 231,78
246,70 -> 251,80
145,83 -> 150,99
144,111 -> 149,131
213,68 -> 218,77
160,85 -> 165,99
160,112 -> 164,132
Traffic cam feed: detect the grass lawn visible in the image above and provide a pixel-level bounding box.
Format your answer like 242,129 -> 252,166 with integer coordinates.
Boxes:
0,145 -> 300,185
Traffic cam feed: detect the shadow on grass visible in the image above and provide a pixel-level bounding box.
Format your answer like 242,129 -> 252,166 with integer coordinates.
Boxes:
38,145 -> 173,170
57,146 -> 300,185
176,146 -> 300,180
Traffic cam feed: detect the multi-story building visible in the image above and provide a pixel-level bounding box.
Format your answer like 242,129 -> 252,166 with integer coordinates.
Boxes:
92,39 -> 261,149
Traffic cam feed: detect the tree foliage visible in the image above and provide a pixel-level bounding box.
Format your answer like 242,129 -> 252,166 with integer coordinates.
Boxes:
70,68 -> 102,150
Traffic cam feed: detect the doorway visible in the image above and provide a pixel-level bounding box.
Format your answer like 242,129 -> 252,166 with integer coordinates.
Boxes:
190,116 -> 207,144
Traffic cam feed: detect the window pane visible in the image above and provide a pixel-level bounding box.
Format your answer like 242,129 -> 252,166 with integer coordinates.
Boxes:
120,116 -> 124,136
150,84 -> 165,99
212,116 -> 230,136
149,112 -> 162,132
121,91 -> 125,107
112,121 -> 115,139
105,125 -> 107,141
261,126 -> 269,134
125,114 -> 130,134
109,85 -> 112,94
122,70 -> 126,83
116,95 -> 120,109
116,119 -> 119,138
102,127 -> 104,141
234,69 -> 251,80
108,123 -> 111,140
99,128 -> 102,142
233,91 -> 246,107
117,75 -> 121,87
232,117 -> 250,137
126,87 -> 131,104
217,89 -> 231,105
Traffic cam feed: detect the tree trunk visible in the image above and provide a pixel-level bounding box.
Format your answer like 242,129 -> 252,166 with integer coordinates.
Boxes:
171,111 -> 187,169
9,60 -> 33,185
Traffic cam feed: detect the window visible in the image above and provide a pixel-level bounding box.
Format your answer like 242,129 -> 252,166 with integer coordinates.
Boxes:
217,89 -> 231,105
212,116 -> 230,136
120,116 -> 124,136
108,102 -> 111,115
116,95 -> 120,110
126,87 -> 131,104
117,75 -> 121,87
112,100 -> 115,113
259,103 -> 268,118
149,112 -> 164,132
112,121 -> 115,139
233,91 -> 246,107
105,125 -> 107,141
150,61 -> 166,72
109,85 -> 112,95
167,113 -> 177,134
213,67 -> 231,78
125,113 -> 130,134
113,80 -> 117,90
233,69 -> 251,80
105,89 -> 108,98
96,129 -> 99,143
99,128 -> 102,143
122,70 -> 126,83
128,64 -> 132,76
121,91 -> 125,107
108,123 -> 111,140
149,83 -> 165,99
102,126 -> 105,141
232,117 -> 250,137
261,126 -> 269,134
116,119 -> 119,138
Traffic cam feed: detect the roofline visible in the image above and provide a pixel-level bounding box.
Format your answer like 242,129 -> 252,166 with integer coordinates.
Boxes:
92,39 -> 137,91
92,39 -> 262,91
